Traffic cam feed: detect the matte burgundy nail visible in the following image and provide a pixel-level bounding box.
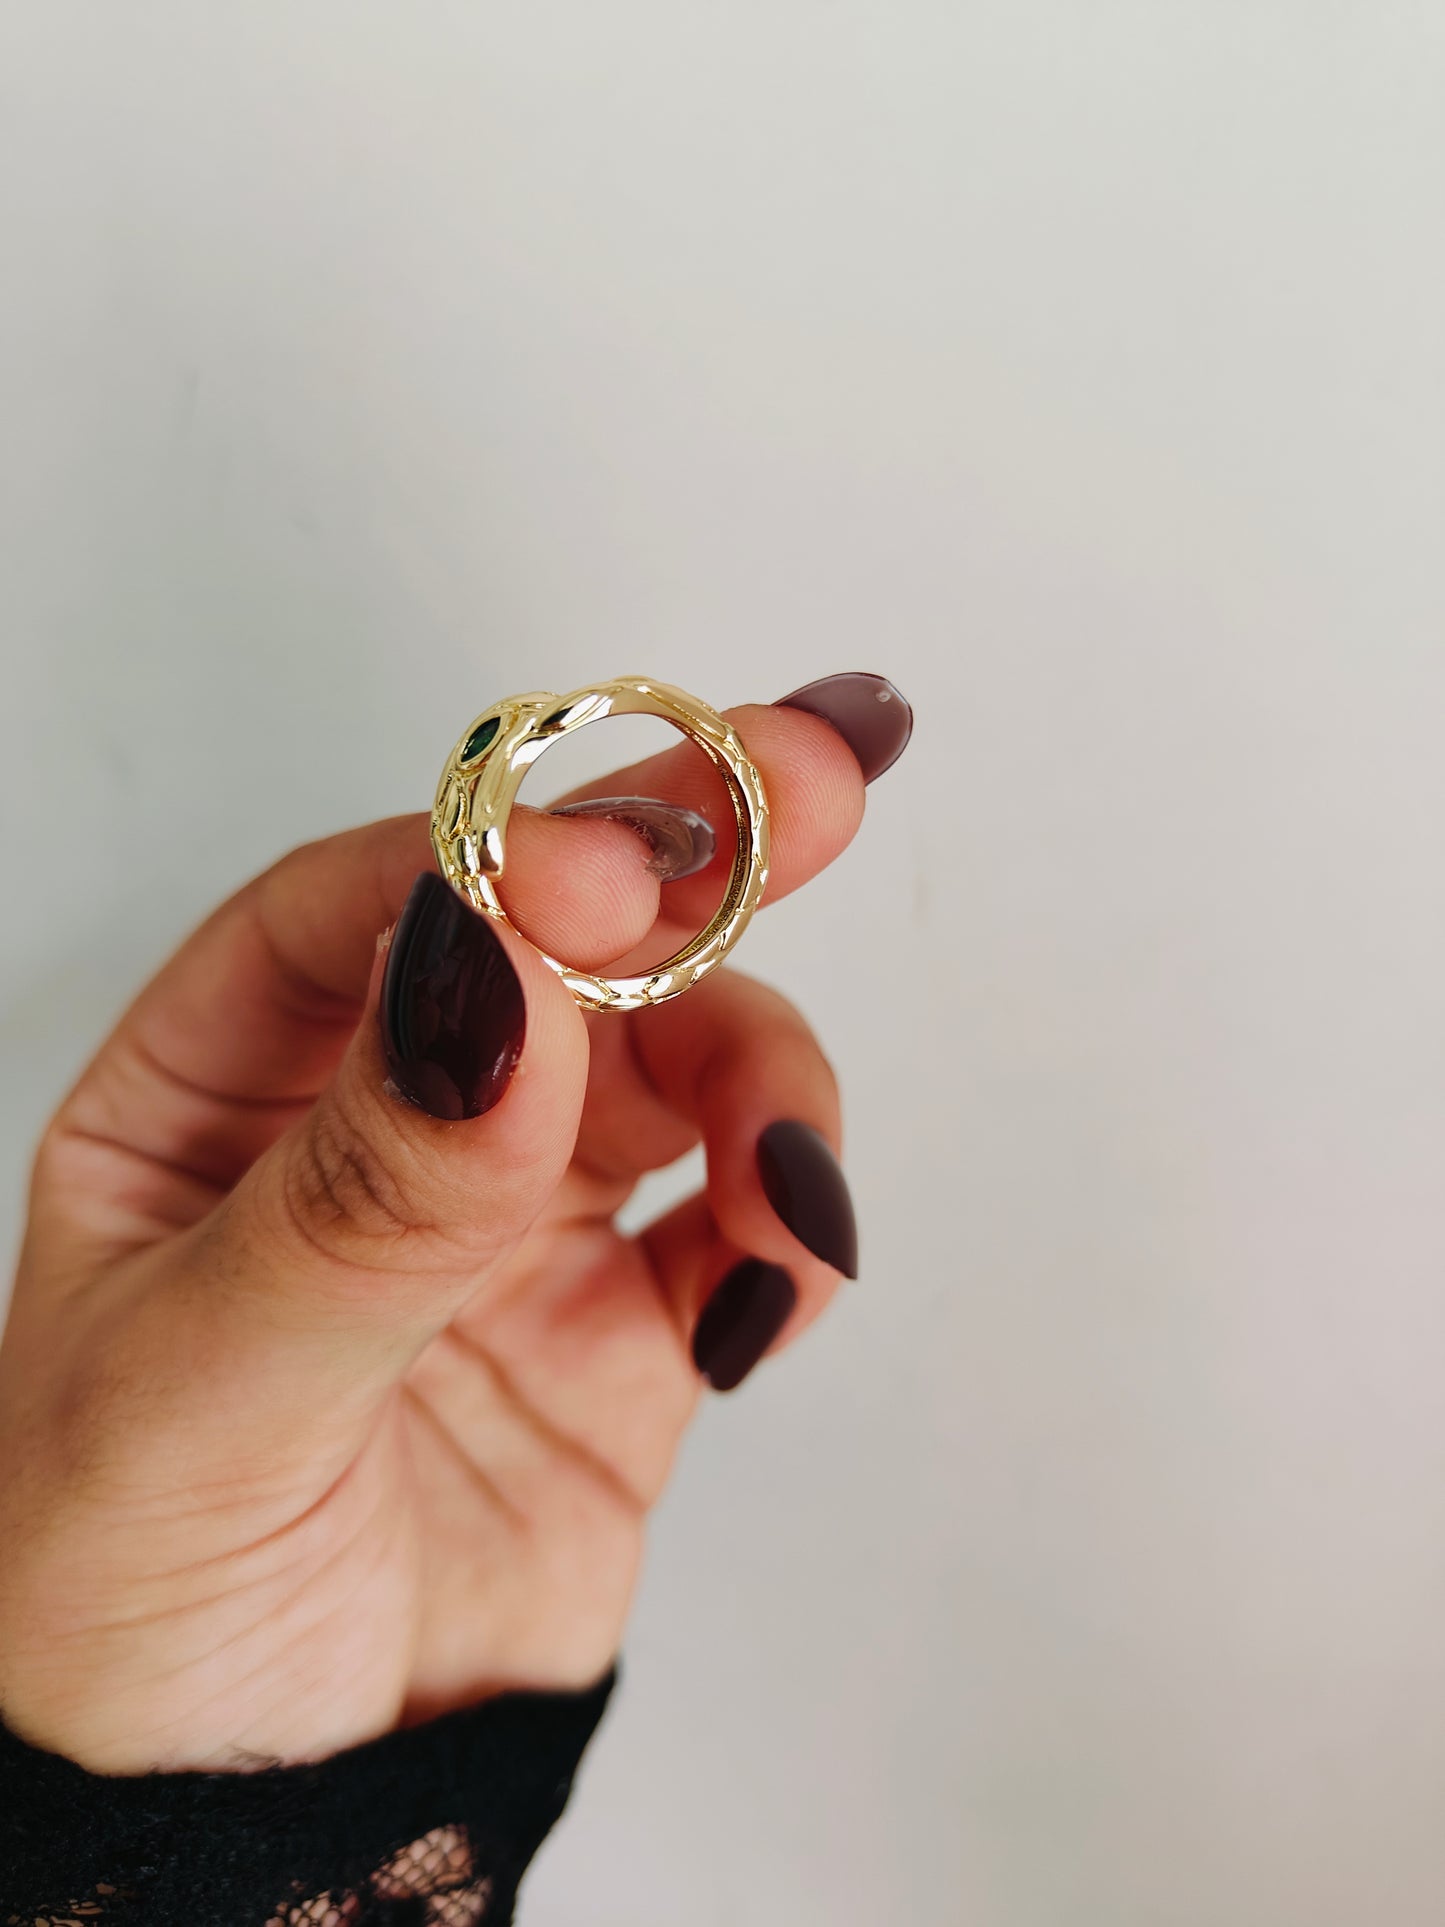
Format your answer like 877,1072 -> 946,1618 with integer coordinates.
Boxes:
692,1259 -> 798,1392
757,1120 -> 859,1279
380,871 -> 526,1120
776,672 -> 914,783
549,795 -> 716,881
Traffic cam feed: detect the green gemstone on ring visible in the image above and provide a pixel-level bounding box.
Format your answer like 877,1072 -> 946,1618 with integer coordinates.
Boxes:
461,715 -> 500,763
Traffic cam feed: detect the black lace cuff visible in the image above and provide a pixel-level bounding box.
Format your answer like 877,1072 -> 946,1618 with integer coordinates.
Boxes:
0,1671 -> 614,1927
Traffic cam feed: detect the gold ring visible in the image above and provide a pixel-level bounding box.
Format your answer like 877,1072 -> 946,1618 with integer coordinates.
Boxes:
431,677 -> 770,1012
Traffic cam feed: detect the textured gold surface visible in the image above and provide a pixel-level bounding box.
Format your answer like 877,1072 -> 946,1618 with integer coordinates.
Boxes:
431,677 -> 771,1011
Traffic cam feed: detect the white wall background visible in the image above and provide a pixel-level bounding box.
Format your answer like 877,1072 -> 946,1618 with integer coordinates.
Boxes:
2,6 -> 1444,1922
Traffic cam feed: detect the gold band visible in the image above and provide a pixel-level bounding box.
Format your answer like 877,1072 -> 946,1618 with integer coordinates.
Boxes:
431,677 -> 770,1012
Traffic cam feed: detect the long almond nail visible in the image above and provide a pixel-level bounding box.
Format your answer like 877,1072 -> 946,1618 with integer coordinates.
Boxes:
757,1121 -> 859,1278
379,872 -> 526,1120
776,673 -> 914,783
692,1260 -> 797,1392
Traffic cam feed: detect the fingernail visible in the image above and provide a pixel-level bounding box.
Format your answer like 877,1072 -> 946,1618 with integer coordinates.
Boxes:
757,1120 -> 859,1279
550,795 -> 716,882
776,673 -> 914,783
692,1259 -> 797,1392
380,872 -> 526,1121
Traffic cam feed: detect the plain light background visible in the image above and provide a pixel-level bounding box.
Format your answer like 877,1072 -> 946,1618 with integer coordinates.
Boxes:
2,6 -> 1443,1922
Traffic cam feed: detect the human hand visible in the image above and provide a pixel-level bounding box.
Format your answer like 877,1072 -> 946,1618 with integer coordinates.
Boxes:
0,679 -> 909,1773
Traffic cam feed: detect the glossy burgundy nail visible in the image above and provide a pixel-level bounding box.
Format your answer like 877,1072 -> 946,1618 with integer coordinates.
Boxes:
692,1259 -> 798,1392
549,795 -> 716,881
777,672 -> 914,783
380,872 -> 526,1121
757,1120 -> 859,1279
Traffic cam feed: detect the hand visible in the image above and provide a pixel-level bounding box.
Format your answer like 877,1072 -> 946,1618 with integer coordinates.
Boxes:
0,687 -> 905,1772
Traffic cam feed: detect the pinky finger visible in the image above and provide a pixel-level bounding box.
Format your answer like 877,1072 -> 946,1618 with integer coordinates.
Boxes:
641,1190 -> 846,1394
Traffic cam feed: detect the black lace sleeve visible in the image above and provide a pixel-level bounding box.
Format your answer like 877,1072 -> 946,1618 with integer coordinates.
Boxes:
0,1671 -> 614,1927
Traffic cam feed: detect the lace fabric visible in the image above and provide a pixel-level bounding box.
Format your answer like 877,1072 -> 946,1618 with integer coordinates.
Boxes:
263,1825 -> 491,1923
1,1673 -> 614,1927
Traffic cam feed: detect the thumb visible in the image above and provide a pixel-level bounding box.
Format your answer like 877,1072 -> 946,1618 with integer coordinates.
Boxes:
193,872 -> 588,1422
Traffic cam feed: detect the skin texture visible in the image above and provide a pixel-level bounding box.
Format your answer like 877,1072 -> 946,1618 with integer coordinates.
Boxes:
0,702 -> 876,1773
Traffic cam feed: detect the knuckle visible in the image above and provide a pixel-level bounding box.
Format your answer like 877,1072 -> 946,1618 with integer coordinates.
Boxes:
756,1011 -> 841,1100
723,971 -> 827,1051
29,1115 -> 76,1194
283,1096 -> 436,1269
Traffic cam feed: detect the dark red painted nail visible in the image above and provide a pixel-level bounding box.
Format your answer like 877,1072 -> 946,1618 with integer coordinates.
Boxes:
692,1259 -> 798,1392
380,872 -> 526,1120
776,672 -> 914,783
757,1121 -> 859,1279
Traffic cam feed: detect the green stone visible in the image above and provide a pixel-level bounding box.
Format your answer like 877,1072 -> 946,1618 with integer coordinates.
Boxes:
461,715 -> 500,763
